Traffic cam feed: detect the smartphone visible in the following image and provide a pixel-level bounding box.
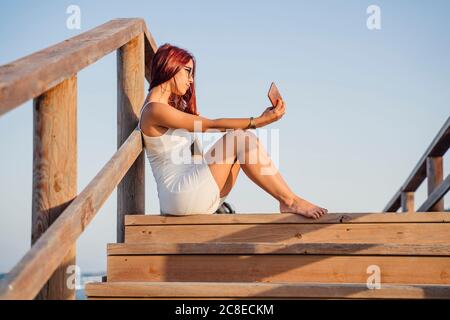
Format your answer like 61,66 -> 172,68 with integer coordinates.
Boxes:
268,82 -> 283,107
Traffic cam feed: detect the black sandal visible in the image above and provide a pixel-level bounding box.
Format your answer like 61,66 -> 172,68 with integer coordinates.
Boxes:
215,201 -> 236,214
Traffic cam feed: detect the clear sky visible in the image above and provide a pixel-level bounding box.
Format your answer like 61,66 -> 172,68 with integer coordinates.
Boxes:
1,0 -> 449,273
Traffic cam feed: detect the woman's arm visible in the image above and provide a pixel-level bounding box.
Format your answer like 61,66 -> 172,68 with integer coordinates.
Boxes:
206,118 -> 260,132
144,100 -> 285,133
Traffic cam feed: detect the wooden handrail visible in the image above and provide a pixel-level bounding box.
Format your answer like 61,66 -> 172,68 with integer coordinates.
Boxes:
418,174 -> 450,212
0,129 -> 143,299
0,18 -> 157,116
0,18 -> 157,299
383,116 -> 450,212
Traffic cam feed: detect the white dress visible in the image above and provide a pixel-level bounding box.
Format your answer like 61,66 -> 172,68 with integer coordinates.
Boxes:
138,104 -> 227,215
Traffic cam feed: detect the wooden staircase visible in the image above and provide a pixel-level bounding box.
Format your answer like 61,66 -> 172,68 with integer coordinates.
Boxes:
85,212 -> 450,299
1,17 -> 448,300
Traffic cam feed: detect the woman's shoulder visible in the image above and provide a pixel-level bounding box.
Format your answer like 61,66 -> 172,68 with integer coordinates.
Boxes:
146,101 -> 172,109
140,102 -> 170,137
143,101 -> 176,120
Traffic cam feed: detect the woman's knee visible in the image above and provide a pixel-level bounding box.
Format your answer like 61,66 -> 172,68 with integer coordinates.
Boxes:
211,129 -> 259,164
233,130 -> 259,155
225,129 -> 258,148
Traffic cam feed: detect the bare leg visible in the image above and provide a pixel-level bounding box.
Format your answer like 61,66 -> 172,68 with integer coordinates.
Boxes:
219,158 -> 241,198
205,130 -> 328,219
205,140 -> 240,198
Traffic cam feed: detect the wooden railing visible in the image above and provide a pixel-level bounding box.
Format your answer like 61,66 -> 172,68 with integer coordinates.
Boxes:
383,117 -> 450,213
0,18 -> 158,300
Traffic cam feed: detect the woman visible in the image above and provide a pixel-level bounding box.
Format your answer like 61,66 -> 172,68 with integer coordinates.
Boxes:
138,43 -> 328,218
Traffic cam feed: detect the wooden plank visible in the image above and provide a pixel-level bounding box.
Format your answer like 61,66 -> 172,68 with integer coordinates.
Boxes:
117,34 -> 145,243
401,192 -> 415,213
108,242 -> 450,256
418,174 -> 450,212
31,75 -> 77,300
0,18 -> 156,115
403,117 -> 450,191
427,157 -> 445,211
124,223 -> 450,245
383,116 -> 450,212
107,255 -> 450,284
125,212 -> 450,226
0,129 -> 143,300
85,281 -> 450,299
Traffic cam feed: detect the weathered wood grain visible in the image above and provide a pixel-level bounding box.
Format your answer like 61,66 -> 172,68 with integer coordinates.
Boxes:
0,18 -> 158,115
0,129 -> 143,300
384,116 -> 449,212
124,223 -> 450,244
107,242 -> 450,256
107,255 -> 450,284
117,34 -> 145,243
419,174 -> 450,212
85,281 -> 450,299
124,212 -> 450,226
31,75 -> 77,299
426,157 -> 444,211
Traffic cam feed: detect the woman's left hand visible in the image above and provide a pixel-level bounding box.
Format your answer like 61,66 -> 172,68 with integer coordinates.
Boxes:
257,98 -> 286,127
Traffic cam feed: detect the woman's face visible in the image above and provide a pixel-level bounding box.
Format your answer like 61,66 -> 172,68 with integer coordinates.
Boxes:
171,59 -> 194,96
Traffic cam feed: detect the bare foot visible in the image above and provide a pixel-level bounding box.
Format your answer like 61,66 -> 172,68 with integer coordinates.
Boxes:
279,196 -> 328,219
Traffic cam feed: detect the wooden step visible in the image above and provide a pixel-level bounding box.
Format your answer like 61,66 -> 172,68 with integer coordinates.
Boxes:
108,242 -> 450,256
125,212 -> 450,225
124,213 -> 450,244
106,242 -> 450,284
85,281 -> 450,299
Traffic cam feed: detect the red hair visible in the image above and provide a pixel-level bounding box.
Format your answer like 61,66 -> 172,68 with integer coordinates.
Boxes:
149,43 -> 198,115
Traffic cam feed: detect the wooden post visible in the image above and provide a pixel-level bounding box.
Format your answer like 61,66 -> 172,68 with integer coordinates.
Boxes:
32,75 -> 77,300
117,34 -> 145,243
426,157 -> 444,211
401,192 -> 415,213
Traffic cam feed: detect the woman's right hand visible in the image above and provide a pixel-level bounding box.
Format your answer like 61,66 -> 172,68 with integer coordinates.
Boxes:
256,98 -> 286,128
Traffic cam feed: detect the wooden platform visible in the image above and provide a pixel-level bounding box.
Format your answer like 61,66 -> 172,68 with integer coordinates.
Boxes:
85,212 -> 450,300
